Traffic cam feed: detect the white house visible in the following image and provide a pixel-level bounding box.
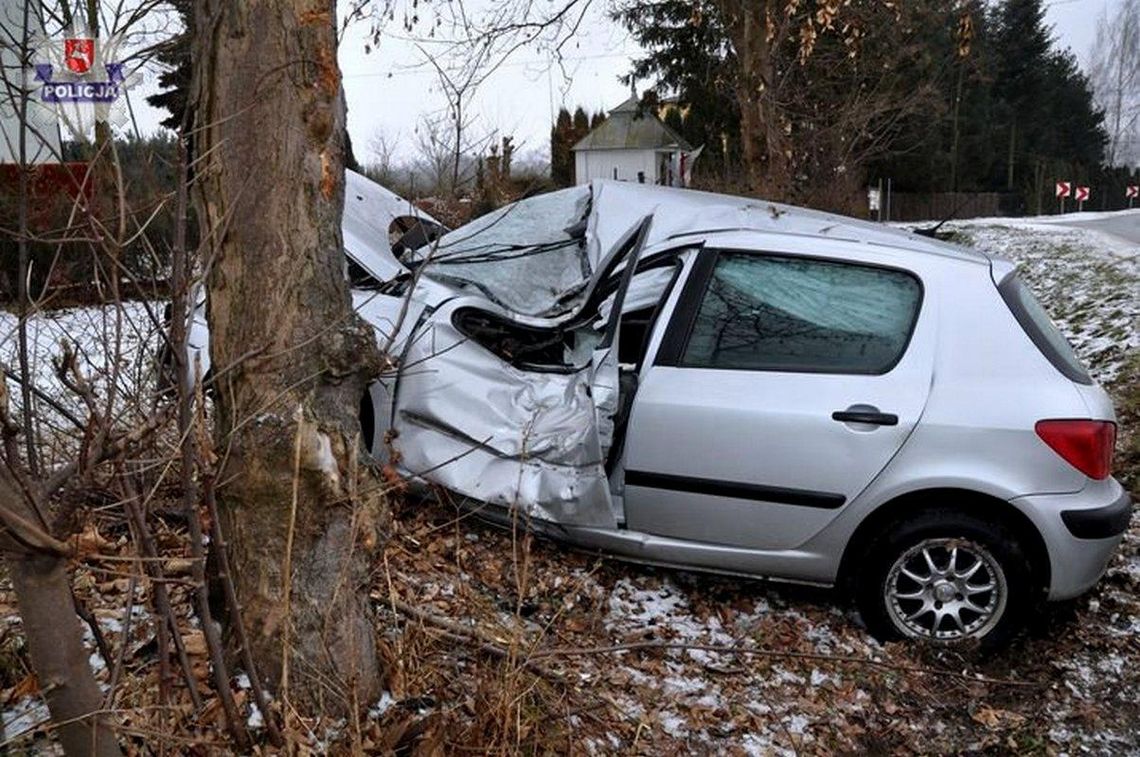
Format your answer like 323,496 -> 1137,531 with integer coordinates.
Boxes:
571,97 -> 698,187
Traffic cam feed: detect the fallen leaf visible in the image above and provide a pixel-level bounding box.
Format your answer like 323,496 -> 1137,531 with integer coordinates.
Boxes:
972,705 -> 1025,729
9,673 -> 38,699
164,558 -> 196,576
74,524 -> 113,558
182,630 -> 208,657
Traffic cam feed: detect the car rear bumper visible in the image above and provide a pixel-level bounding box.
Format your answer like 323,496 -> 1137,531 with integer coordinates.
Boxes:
1061,490 -> 1133,539
1014,481 -> 1133,601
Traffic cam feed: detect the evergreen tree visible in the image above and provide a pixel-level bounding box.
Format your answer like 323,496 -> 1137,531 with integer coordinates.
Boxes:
615,0 -> 953,209
867,1 -> 997,193
991,0 -> 1056,189
988,0 -> 1106,209
572,106 -> 590,133
146,1 -> 192,131
614,0 -> 1106,212
549,105 -> 598,186
550,107 -> 575,185
612,1 -> 738,178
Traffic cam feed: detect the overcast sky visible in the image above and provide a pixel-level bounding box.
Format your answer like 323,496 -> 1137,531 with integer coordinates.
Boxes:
124,0 -> 1121,166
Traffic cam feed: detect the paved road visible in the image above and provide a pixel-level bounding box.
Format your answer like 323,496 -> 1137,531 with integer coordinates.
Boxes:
1058,211 -> 1140,246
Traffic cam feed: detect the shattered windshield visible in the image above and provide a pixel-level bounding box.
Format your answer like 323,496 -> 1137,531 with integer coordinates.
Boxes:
412,187 -> 593,317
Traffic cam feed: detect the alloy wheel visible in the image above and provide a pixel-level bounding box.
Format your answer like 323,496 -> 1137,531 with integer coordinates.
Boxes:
884,537 -> 1007,641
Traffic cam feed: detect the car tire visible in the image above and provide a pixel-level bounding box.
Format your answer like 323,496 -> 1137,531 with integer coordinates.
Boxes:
854,508 -> 1037,649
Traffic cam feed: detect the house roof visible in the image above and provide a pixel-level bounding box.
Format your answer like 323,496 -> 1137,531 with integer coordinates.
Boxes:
571,96 -> 693,152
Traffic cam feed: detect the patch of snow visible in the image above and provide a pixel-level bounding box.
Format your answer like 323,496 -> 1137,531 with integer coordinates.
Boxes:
694,692 -> 721,709
1096,654 -> 1126,676
2,696 -> 50,741
606,578 -> 689,628
662,674 -> 705,696
248,703 -> 264,729
943,221 -> 1139,383
657,710 -> 687,738
785,713 -> 810,735
369,691 -> 396,719
742,731 -> 791,757
246,689 -> 273,730
769,666 -> 806,686
746,701 -> 773,716
0,301 -> 164,466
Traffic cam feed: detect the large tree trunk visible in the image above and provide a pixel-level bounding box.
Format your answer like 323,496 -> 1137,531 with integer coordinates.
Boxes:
720,0 -> 787,198
191,0 -> 386,716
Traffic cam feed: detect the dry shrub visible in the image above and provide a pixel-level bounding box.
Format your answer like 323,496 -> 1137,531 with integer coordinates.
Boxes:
1112,351 -> 1140,496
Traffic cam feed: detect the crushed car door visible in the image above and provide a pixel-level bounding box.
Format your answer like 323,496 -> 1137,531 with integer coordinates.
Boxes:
389,218 -> 652,528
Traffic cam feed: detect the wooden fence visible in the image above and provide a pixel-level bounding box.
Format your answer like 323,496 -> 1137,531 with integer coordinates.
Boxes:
879,192 -> 1008,223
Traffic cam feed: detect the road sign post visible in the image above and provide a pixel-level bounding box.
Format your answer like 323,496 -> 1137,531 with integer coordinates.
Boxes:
1127,185 -> 1138,209
868,186 -> 881,219
1055,181 -> 1071,214
1075,186 -> 1090,211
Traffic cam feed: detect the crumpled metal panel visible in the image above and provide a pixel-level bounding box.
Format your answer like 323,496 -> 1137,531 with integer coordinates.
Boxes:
415,187 -> 593,317
343,169 -> 441,282
391,298 -> 617,527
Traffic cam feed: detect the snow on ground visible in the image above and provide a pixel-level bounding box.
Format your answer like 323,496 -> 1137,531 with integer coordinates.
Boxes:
0,301 -> 164,466
386,502 -> 1140,754
949,208 -> 1140,227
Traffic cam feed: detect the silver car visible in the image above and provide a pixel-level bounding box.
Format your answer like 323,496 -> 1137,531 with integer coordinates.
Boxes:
195,175 -> 1133,646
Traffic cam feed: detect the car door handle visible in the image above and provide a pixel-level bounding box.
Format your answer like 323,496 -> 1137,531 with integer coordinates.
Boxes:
831,409 -> 899,426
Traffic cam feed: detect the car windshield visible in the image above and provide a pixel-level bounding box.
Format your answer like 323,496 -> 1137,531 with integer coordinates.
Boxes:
412,187 -> 593,316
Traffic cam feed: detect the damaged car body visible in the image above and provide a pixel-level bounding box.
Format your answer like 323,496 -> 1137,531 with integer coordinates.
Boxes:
188,173 -> 1132,647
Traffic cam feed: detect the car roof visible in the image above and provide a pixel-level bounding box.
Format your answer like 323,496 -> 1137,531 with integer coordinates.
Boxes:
586,180 -> 994,268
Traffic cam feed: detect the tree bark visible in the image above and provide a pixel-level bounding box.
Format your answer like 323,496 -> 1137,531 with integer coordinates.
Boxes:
8,550 -> 121,757
191,0 -> 386,717
719,0 -> 788,198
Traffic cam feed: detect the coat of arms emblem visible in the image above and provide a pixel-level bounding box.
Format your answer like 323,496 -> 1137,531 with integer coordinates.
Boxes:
64,38 -> 95,74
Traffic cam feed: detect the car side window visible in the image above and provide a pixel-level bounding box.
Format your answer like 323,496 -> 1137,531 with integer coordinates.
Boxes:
680,252 -> 922,374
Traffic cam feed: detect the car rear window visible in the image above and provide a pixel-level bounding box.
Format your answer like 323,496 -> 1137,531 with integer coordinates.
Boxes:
680,252 -> 923,374
998,274 -> 1092,384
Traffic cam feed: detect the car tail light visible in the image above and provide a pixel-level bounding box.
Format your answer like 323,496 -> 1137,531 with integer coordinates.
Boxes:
1035,420 -> 1116,480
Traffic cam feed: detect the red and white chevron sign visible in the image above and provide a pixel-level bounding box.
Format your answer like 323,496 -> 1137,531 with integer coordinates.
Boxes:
1055,181 -> 1071,198
1127,185 -> 1139,198
1075,186 -> 1090,202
